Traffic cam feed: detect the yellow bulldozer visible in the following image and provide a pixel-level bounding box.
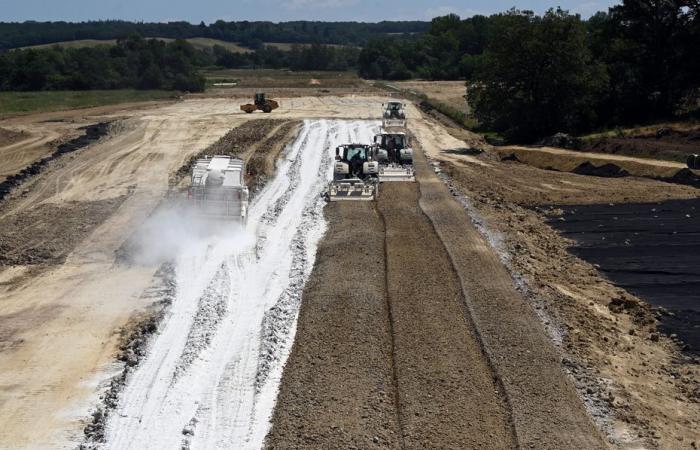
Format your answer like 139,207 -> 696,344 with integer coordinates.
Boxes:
240,92 -> 279,114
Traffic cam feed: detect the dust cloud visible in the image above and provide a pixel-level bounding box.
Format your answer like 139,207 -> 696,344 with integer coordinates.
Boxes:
123,201 -> 248,266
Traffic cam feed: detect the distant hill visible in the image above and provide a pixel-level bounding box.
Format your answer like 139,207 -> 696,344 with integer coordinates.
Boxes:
0,20 -> 428,50
19,38 -> 355,53
20,38 -> 253,53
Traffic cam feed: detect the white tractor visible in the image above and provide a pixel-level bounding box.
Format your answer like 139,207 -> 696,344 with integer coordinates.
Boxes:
373,132 -> 415,182
188,155 -> 249,221
328,144 -> 379,201
382,101 -> 407,128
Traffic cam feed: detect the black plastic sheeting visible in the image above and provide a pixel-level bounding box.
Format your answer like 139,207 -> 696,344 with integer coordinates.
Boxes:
546,199 -> 700,354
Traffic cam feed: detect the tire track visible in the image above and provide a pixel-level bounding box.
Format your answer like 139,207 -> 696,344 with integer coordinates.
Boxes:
377,182 -> 516,449
410,134 -> 608,449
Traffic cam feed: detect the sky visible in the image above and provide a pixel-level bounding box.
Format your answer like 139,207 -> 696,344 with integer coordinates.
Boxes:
0,0 -> 619,23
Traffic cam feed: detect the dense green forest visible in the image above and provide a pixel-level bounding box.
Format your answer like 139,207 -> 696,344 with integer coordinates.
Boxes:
0,20 -> 427,50
0,37 -> 361,92
0,37 -> 208,92
358,0 -> 700,141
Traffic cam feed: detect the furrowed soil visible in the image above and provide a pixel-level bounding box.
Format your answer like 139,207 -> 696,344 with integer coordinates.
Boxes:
379,182 -> 515,448
265,202 -> 401,449
269,131 -> 606,449
437,142 -> 700,448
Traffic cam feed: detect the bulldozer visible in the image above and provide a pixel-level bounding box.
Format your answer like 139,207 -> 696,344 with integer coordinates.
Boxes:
373,132 -> 415,182
382,101 -> 407,128
240,92 -> 279,114
328,144 -> 379,201
187,155 -> 249,221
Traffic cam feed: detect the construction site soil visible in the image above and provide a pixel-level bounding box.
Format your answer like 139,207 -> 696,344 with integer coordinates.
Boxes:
1,93 -> 699,450
268,139 -> 607,449
440,151 -> 700,448
581,126 -> 700,163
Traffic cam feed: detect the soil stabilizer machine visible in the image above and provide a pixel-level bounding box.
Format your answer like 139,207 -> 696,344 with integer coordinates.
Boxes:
382,101 -> 407,128
329,144 -> 379,201
373,132 -> 415,182
188,155 -> 249,221
240,92 -> 279,114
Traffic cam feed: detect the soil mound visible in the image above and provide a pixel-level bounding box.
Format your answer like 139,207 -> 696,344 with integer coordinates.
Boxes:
573,162 -> 629,177
665,168 -> 700,188
0,127 -> 25,146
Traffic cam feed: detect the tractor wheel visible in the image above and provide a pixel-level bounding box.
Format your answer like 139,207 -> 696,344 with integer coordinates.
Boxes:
263,104 -> 272,113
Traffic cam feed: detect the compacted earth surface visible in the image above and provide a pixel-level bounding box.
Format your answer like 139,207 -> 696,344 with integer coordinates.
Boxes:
436,134 -> 700,448
0,88 -> 698,450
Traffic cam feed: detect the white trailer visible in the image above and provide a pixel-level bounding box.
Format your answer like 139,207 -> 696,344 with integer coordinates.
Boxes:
188,155 -> 249,221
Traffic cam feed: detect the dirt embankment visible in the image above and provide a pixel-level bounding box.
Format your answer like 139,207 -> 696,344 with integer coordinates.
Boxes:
581,126 -> 700,163
174,119 -> 287,180
0,127 -> 26,146
439,154 -> 700,448
172,118 -> 300,192
0,122 -> 110,203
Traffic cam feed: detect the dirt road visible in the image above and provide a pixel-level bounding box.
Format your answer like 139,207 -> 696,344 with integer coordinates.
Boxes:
266,201 -> 401,449
268,120 -> 605,449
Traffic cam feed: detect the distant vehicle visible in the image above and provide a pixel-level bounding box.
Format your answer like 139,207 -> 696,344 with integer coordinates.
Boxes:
688,154 -> 700,170
382,101 -> 407,128
328,144 -> 379,201
188,155 -> 249,221
373,132 -> 415,182
240,92 -> 279,114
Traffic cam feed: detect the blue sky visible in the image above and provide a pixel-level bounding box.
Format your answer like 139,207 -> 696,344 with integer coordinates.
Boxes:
0,0 -> 619,22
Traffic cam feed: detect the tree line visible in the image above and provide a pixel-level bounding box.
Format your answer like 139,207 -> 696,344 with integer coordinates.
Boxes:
0,20 -> 428,50
0,36 -> 362,92
358,0 -> 700,142
0,36 -> 207,92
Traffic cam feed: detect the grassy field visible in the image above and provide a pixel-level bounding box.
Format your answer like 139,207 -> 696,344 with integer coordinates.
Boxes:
21,38 -> 252,53
264,42 -> 357,50
202,69 -> 368,89
376,80 -> 479,130
0,90 -> 179,118
391,80 -> 469,114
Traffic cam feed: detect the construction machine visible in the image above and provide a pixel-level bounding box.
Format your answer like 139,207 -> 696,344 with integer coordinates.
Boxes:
373,132 -> 415,182
188,155 -> 249,221
240,92 -> 279,114
382,101 -> 407,128
328,144 -> 379,201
